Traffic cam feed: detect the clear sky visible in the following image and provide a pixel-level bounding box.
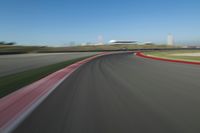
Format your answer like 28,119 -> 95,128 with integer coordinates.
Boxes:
0,0 -> 200,45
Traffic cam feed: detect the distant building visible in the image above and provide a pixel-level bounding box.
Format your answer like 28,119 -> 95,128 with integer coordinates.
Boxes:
143,42 -> 154,45
96,35 -> 104,45
167,34 -> 174,46
109,40 -> 137,44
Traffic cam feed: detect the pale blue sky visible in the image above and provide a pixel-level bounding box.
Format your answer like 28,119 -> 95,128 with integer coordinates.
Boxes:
0,0 -> 200,45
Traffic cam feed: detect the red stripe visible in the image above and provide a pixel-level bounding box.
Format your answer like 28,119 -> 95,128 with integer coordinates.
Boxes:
135,52 -> 200,65
0,53 -> 111,131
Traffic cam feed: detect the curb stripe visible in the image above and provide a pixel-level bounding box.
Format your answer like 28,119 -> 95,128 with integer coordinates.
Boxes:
0,53 -> 110,133
135,52 -> 200,65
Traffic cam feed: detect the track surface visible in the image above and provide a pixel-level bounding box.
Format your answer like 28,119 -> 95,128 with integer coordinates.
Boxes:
13,53 -> 200,133
0,52 -> 97,77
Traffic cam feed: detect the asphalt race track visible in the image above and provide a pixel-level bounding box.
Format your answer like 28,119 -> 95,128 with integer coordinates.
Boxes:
13,53 -> 200,133
0,52 -> 97,77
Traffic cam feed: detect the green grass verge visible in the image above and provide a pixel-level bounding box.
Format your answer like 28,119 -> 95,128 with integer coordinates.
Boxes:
0,56 -> 92,98
145,50 -> 200,62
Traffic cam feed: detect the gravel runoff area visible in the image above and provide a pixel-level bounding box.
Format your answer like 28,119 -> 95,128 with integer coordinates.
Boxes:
145,51 -> 200,62
0,52 -> 98,77
172,53 -> 200,56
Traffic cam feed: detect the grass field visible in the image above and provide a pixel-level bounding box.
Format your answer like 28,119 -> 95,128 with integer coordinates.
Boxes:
145,50 -> 200,62
0,44 -> 176,54
0,56 -> 92,98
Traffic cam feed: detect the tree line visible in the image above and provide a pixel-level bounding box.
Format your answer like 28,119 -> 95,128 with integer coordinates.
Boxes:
0,41 -> 16,45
